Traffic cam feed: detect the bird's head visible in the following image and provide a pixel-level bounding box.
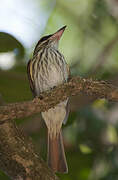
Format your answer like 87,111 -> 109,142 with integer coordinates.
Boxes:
33,26 -> 66,55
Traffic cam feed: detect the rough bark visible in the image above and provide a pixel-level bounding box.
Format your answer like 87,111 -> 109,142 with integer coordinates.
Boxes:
0,119 -> 59,180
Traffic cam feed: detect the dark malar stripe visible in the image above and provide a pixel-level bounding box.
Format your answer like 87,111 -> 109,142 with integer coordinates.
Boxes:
32,49 -> 45,80
36,48 -> 45,76
37,48 -> 45,67
40,49 -> 47,75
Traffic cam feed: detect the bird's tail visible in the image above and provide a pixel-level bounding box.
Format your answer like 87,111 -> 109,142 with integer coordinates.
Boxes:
47,131 -> 68,173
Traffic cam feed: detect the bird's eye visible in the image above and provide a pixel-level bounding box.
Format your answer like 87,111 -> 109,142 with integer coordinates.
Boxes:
39,35 -> 52,43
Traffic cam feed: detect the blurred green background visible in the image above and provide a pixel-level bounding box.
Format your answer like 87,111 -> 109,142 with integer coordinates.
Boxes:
1,0 -> 118,179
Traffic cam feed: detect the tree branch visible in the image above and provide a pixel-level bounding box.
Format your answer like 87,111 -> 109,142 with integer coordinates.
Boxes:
0,76 -> 118,122
0,120 -> 59,180
0,76 -> 118,179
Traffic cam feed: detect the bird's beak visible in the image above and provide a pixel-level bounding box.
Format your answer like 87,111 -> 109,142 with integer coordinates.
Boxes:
50,26 -> 66,41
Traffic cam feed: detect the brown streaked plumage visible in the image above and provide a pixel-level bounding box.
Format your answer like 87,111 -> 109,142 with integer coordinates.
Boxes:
27,26 -> 70,173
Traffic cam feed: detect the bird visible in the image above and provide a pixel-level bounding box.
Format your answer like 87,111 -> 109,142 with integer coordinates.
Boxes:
27,26 -> 70,173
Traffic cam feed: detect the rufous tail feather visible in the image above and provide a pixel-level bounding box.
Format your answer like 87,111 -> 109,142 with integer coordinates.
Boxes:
47,131 -> 68,173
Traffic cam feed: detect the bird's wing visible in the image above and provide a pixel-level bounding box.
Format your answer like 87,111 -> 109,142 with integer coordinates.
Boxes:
27,59 -> 36,97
